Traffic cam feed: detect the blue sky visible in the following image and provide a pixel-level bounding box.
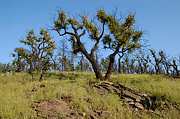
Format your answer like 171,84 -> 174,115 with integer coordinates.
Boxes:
0,0 -> 180,63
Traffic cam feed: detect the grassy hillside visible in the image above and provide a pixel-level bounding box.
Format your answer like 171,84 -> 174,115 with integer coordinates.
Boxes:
0,72 -> 180,118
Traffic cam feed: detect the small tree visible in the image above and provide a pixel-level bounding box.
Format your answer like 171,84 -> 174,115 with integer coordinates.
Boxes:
19,29 -> 56,80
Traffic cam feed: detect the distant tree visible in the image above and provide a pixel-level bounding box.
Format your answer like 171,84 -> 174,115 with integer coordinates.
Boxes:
170,59 -> 179,77
130,59 -> 135,74
84,60 -> 92,71
134,50 -> 150,74
118,53 -> 125,73
80,53 -> 84,72
149,50 -> 163,75
53,9 -> 143,80
0,62 -> 12,73
49,52 -> 61,71
58,39 -> 69,71
94,46 -> 102,65
12,47 -> 27,72
66,59 -> 74,71
19,29 -> 56,80
158,51 -> 171,75
100,57 -> 109,72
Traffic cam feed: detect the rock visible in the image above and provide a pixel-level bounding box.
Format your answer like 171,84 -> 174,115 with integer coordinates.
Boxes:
101,111 -> 110,118
128,101 -> 135,106
124,97 -> 134,102
79,112 -> 86,117
135,102 -> 144,110
89,111 -> 99,119
141,97 -> 152,109
91,81 -> 155,111
122,90 -> 142,102
93,86 -> 109,94
99,84 -> 116,93
102,81 -> 113,85
112,83 -> 120,89
99,84 -> 121,94
119,83 -> 133,91
141,93 -> 148,97
135,108 -> 138,112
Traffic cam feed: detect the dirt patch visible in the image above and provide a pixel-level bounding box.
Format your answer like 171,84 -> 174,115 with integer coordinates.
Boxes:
32,98 -> 79,118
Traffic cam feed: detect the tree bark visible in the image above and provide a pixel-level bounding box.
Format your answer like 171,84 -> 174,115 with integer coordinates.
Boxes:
80,53 -> 84,72
38,58 -> 42,72
118,58 -> 121,73
105,54 -> 116,80
30,57 -> 34,79
80,46 -> 104,80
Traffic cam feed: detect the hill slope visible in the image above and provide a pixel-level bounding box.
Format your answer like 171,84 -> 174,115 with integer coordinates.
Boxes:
0,72 -> 179,118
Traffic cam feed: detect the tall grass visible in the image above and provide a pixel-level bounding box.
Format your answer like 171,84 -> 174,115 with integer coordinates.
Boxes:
0,72 -> 179,118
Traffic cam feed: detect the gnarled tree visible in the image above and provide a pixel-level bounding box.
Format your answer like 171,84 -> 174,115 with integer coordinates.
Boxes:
53,9 -> 143,80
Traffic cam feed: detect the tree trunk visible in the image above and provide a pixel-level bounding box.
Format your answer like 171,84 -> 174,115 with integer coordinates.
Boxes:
118,58 -> 121,73
80,47 -> 104,80
30,57 -> 34,79
38,58 -> 42,72
90,58 -> 104,80
54,61 -> 56,70
105,54 -> 115,80
80,53 -> 84,72
39,70 -> 44,81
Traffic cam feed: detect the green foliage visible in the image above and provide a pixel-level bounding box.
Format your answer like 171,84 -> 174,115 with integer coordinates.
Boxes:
83,15 -> 100,40
13,29 -> 56,76
102,11 -> 142,51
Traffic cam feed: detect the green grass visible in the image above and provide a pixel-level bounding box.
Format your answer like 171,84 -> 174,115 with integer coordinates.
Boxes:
110,74 -> 180,103
0,72 -> 180,118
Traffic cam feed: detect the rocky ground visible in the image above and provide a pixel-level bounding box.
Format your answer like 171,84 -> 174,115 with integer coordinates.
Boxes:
30,81 -> 179,119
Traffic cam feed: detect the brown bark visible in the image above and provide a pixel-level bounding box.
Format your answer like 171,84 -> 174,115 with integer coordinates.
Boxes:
105,54 -> 116,80
38,58 -> 42,72
80,46 -> 104,80
118,58 -> 121,73
30,57 -> 34,79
